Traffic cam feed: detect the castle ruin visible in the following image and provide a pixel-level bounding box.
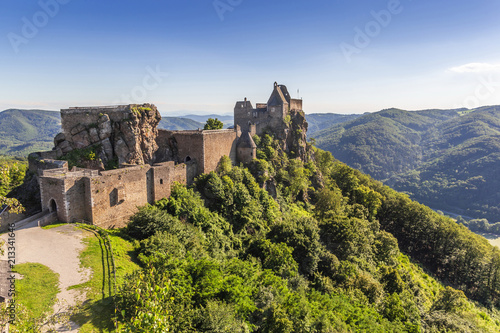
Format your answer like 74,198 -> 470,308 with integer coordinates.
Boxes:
30,82 -> 306,228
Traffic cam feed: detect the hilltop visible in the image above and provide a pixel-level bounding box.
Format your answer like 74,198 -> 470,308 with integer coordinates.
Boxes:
311,105 -> 500,221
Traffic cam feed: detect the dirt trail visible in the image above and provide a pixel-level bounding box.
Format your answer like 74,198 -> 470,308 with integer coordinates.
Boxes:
1,221 -> 90,332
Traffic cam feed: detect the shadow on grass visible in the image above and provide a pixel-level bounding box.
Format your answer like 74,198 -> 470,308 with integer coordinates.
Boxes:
71,297 -> 116,332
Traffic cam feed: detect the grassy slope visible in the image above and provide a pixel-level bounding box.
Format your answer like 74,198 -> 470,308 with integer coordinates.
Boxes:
14,262 -> 60,318
71,227 -> 140,332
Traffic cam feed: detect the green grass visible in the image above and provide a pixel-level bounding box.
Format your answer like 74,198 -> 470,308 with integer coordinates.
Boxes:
71,226 -> 140,332
14,262 -> 60,318
41,222 -> 69,230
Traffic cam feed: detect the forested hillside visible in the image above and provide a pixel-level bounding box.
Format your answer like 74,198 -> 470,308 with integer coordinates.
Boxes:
112,133 -> 500,332
311,106 -> 500,221
305,113 -> 362,135
0,109 -> 61,156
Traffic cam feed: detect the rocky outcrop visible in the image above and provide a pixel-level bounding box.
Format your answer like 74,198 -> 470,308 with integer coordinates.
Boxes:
285,109 -> 309,161
53,104 -> 161,169
269,109 -> 310,162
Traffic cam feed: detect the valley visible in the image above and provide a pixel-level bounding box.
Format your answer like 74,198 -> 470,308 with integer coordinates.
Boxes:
311,105 -> 500,222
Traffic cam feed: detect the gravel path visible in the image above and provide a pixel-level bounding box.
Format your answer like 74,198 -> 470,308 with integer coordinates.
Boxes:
1,220 -> 91,331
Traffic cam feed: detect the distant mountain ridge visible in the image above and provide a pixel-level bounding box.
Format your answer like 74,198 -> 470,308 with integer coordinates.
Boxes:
178,114 -> 234,128
311,105 -> 500,221
159,117 -> 204,130
0,109 -> 208,156
306,113 -> 362,135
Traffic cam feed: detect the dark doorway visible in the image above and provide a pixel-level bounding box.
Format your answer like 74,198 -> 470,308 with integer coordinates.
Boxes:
49,199 -> 57,213
185,156 -> 192,162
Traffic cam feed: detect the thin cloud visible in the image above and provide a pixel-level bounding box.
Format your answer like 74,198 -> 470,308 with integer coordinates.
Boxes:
449,62 -> 500,73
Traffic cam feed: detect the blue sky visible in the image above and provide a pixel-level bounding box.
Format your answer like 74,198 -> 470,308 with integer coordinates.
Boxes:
1,0 -> 500,114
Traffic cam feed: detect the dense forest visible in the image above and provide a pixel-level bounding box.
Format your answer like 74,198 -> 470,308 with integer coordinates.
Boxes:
108,133 -> 500,332
311,106 -> 500,222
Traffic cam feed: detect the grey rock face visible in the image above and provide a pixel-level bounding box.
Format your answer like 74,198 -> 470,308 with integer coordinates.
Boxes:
53,104 -> 161,170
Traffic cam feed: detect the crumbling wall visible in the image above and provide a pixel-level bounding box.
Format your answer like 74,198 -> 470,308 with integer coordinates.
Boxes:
151,161 -> 188,202
40,175 -> 68,222
86,166 -> 148,229
40,168 -> 97,223
64,176 -> 88,222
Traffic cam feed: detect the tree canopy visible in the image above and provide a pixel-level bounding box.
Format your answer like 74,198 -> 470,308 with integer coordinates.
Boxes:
204,118 -> 224,130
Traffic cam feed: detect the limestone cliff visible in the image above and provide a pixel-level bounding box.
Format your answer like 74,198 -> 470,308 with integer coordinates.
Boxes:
53,104 -> 161,169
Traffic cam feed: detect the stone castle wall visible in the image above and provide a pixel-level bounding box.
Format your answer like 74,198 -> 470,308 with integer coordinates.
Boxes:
86,166 -> 149,229
40,168 -> 99,223
290,99 -> 302,111
38,159 -> 196,228
150,161 -> 193,202
157,129 -> 237,175
202,129 -> 238,173
234,100 -> 255,133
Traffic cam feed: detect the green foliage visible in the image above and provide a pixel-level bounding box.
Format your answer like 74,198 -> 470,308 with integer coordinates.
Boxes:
0,157 -> 27,196
156,183 -> 238,258
131,106 -> 152,117
194,166 -> 280,236
431,286 -> 470,314
268,215 -> 322,276
0,196 -> 24,214
247,238 -> 299,278
60,145 -> 101,169
114,143 -> 500,332
127,206 -> 183,240
204,118 -> 224,130
194,300 -> 249,332
312,106 -> 500,222
118,267 -> 173,332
